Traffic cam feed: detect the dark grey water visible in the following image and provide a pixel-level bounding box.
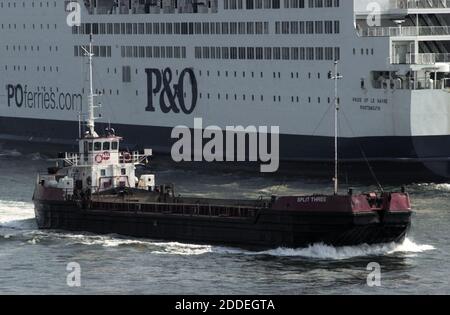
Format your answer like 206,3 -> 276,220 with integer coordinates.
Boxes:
0,147 -> 448,294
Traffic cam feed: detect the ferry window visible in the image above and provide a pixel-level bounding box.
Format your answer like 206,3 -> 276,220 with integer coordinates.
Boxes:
121,169 -> 126,175
88,142 -> 93,152
103,142 -> 110,150
101,170 -> 106,176
112,142 -> 118,150
94,142 -> 102,151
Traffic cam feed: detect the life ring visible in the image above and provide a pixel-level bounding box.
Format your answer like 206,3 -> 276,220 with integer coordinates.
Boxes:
123,152 -> 132,163
102,151 -> 111,161
95,153 -> 103,164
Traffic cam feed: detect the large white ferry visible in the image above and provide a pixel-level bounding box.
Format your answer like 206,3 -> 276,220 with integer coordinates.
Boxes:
1,0 -> 450,177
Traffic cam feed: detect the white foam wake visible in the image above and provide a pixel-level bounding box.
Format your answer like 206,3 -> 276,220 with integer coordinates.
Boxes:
15,226 -> 435,260
58,234 -> 216,256
390,238 -> 435,254
0,149 -> 22,158
0,200 -> 35,230
146,237 -> 435,259
22,231 -> 216,256
29,152 -> 44,161
252,238 -> 435,260
98,237 -> 434,259
415,183 -> 450,192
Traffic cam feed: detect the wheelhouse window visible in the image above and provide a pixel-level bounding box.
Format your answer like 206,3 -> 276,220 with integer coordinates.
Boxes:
94,142 -> 102,151
112,141 -> 119,150
103,142 -> 110,150
88,142 -> 93,151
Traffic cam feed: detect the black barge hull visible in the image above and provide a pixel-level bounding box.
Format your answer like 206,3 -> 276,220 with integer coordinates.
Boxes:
34,200 -> 411,250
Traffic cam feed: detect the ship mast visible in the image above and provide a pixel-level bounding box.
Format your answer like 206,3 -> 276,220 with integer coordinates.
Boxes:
329,61 -> 343,195
83,33 -> 97,137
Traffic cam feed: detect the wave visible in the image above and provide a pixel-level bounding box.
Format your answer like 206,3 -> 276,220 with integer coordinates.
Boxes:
0,149 -> 23,158
257,184 -> 291,196
252,238 -> 435,260
0,200 -> 36,230
141,237 -> 436,259
29,152 -> 44,161
413,183 -> 450,193
34,232 -> 433,260
3,227 -> 435,260
0,149 -> 46,161
48,233 -> 215,255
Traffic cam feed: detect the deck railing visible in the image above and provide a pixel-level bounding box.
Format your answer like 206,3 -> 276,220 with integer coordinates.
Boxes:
358,26 -> 450,37
408,53 -> 450,64
392,0 -> 450,9
90,200 -> 266,219
57,151 -> 147,166
390,53 -> 450,64
372,77 -> 450,90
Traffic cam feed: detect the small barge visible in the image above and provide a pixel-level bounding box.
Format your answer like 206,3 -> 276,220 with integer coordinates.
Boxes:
32,39 -> 412,250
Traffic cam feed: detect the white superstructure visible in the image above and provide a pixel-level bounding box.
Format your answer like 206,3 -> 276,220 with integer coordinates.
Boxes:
1,0 -> 450,175
37,35 -> 154,196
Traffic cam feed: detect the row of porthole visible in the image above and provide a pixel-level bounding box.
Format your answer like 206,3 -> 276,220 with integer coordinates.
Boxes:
1,23 -> 57,30
4,64 -> 59,72
353,48 -> 375,56
196,93 -> 332,104
5,63 -> 329,84
106,67 -> 333,81
197,70 -> 326,79
94,89 -> 331,104
133,90 -> 332,105
0,1 -> 57,9
5,45 -> 58,52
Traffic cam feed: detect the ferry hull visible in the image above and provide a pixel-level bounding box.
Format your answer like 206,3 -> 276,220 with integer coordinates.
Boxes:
2,115 -> 450,179
34,200 -> 410,250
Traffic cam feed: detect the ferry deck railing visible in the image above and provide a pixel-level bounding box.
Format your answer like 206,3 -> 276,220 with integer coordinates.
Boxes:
391,0 -> 450,9
407,53 -> 450,64
372,77 -> 450,89
358,26 -> 450,37
391,53 -> 450,64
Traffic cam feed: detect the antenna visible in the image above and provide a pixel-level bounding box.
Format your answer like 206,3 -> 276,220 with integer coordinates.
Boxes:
78,112 -> 82,139
328,61 -> 343,195
80,33 -> 98,138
